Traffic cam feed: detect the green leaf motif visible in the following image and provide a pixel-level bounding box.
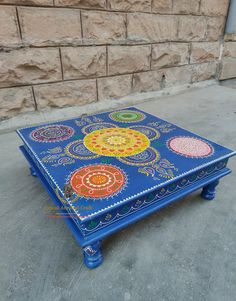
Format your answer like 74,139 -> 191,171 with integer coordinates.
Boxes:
121,205 -> 129,213
73,135 -> 84,140
152,141 -> 164,148
101,158 -> 112,164
88,220 -> 98,230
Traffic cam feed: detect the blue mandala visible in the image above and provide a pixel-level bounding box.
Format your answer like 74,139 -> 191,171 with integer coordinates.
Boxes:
65,140 -> 99,159
81,122 -> 117,134
129,125 -> 160,141
117,147 -> 160,166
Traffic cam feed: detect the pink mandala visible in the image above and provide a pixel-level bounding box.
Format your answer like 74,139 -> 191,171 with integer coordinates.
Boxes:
168,136 -> 213,158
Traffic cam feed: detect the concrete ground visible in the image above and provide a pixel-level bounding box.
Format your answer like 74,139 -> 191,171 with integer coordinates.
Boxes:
0,84 -> 236,301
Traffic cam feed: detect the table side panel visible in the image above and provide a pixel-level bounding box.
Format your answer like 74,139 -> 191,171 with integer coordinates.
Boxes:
80,158 -> 230,236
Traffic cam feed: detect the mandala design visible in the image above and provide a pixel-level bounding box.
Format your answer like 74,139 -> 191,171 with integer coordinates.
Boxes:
81,123 -> 117,134
109,110 -> 146,123
118,147 -> 160,166
129,126 -> 160,141
65,140 -> 99,159
168,136 -> 213,158
30,125 -> 74,143
70,164 -> 126,199
84,127 -> 150,157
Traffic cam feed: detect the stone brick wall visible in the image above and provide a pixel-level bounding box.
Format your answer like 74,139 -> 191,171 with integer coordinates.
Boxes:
219,34 -> 236,80
0,0 -> 232,120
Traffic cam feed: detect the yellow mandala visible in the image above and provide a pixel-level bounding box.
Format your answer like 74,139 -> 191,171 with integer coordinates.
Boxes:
83,128 -> 150,157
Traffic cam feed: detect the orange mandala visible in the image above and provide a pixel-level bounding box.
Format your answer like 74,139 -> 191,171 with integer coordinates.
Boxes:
70,164 -> 126,198
83,127 -> 150,157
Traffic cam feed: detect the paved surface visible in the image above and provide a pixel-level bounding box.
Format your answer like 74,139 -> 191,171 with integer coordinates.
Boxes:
0,84 -> 236,301
220,78 -> 236,89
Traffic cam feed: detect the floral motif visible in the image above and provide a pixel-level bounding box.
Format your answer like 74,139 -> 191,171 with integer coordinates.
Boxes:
52,157 -> 75,167
148,121 -> 176,133
75,116 -> 104,127
41,153 -> 64,163
138,159 -> 178,179
41,146 -> 63,154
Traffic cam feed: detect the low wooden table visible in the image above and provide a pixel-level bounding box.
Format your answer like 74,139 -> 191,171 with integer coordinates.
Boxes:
17,107 -> 235,269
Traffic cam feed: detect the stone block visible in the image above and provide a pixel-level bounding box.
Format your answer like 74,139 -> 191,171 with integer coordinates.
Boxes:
54,0 -> 106,8
151,43 -> 189,69
108,0 -> 151,12
178,16 -> 207,41
190,42 -> 219,63
219,58 -> 236,80
223,42 -> 236,57
108,45 -> 151,75
133,71 -> 161,93
0,0 -> 53,4
34,79 -> 97,109
206,17 -> 225,41
173,0 -> 200,14
18,7 -> 81,46
0,86 -> 35,119
161,65 -> 192,87
224,34 -> 236,42
192,61 -> 217,82
97,75 -> 132,100
61,46 -> 106,80
152,0 -> 172,13
201,0 -> 229,16
127,13 -> 178,43
0,48 -> 61,88
82,11 -> 126,44
0,6 -> 21,47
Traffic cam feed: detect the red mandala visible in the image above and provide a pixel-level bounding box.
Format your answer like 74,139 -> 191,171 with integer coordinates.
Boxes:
168,136 -> 213,158
70,165 -> 126,198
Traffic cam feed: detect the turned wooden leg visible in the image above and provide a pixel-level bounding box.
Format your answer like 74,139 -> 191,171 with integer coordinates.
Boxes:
83,241 -> 103,269
201,180 -> 219,200
29,166 -> 37,177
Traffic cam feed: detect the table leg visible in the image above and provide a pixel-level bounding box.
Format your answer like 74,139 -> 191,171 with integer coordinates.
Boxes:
201,180 -> 219,200
83,241 -> 103,269
29,166 -> 37,177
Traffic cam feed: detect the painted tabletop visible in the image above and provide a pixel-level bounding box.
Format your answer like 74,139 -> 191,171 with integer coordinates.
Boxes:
17,107 -> 235,221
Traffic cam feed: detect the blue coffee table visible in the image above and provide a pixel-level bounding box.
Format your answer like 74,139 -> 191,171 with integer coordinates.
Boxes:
17,107 -> 235,269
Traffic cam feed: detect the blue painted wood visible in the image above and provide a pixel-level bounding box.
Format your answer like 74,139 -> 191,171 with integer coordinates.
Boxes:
17,107 -> 236,269
19,145 -> 232,268
83,241 -> 103,269
29,166 -> 37,177
201,180 -> 220,200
